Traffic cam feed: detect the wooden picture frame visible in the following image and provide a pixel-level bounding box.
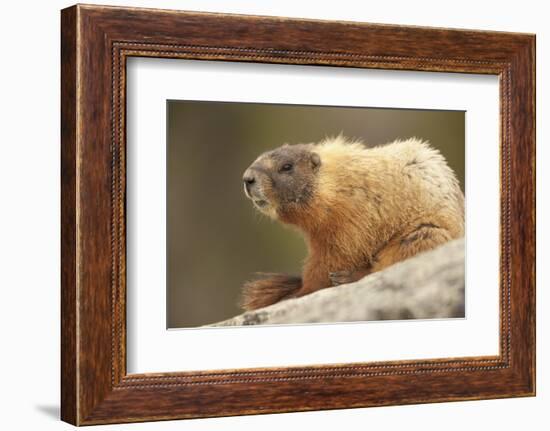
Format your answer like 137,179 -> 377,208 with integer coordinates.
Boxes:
61,4 -> 535,425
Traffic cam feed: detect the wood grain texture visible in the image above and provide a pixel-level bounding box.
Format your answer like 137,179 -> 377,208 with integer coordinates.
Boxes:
60,4 -> 536,425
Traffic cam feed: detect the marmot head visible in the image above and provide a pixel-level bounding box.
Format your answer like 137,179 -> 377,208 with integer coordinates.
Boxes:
242,143 -> 321,220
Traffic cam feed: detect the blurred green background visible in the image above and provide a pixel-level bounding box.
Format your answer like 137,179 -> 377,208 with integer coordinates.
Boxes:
167,101 -> 465,328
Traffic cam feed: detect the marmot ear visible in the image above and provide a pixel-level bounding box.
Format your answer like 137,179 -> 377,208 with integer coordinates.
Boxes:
310,152 -> 321,172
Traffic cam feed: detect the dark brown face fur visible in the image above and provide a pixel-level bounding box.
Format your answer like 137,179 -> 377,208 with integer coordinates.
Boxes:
242,144 -> 321,220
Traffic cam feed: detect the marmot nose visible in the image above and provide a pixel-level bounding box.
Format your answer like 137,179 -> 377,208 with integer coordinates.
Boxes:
243,170 -> 256,187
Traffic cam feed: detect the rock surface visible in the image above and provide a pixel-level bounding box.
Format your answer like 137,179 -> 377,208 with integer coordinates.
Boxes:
210,238 -> 465,326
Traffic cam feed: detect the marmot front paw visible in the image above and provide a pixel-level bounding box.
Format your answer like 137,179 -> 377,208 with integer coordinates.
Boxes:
329,270 -> 355,286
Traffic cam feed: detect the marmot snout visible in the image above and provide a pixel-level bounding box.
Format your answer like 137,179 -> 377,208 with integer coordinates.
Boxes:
241,136 -> 464,311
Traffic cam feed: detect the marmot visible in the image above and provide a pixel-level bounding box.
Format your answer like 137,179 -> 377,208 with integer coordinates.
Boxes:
241,136 -> 464,311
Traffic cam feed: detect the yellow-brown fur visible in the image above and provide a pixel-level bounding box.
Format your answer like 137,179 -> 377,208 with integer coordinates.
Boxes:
241,136 -> 464,310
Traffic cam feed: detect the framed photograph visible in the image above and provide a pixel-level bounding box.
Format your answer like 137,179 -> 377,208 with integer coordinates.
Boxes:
61,4 -> 535,425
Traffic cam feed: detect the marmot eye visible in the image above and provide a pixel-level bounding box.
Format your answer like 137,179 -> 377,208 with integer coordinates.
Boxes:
280,163 -> 293,172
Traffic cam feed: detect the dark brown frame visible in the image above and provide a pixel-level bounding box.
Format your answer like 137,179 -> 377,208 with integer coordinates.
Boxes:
61,4 -> 535,426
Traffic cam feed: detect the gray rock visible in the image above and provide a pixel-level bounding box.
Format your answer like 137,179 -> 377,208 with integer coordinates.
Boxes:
210,238 -> 465,327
